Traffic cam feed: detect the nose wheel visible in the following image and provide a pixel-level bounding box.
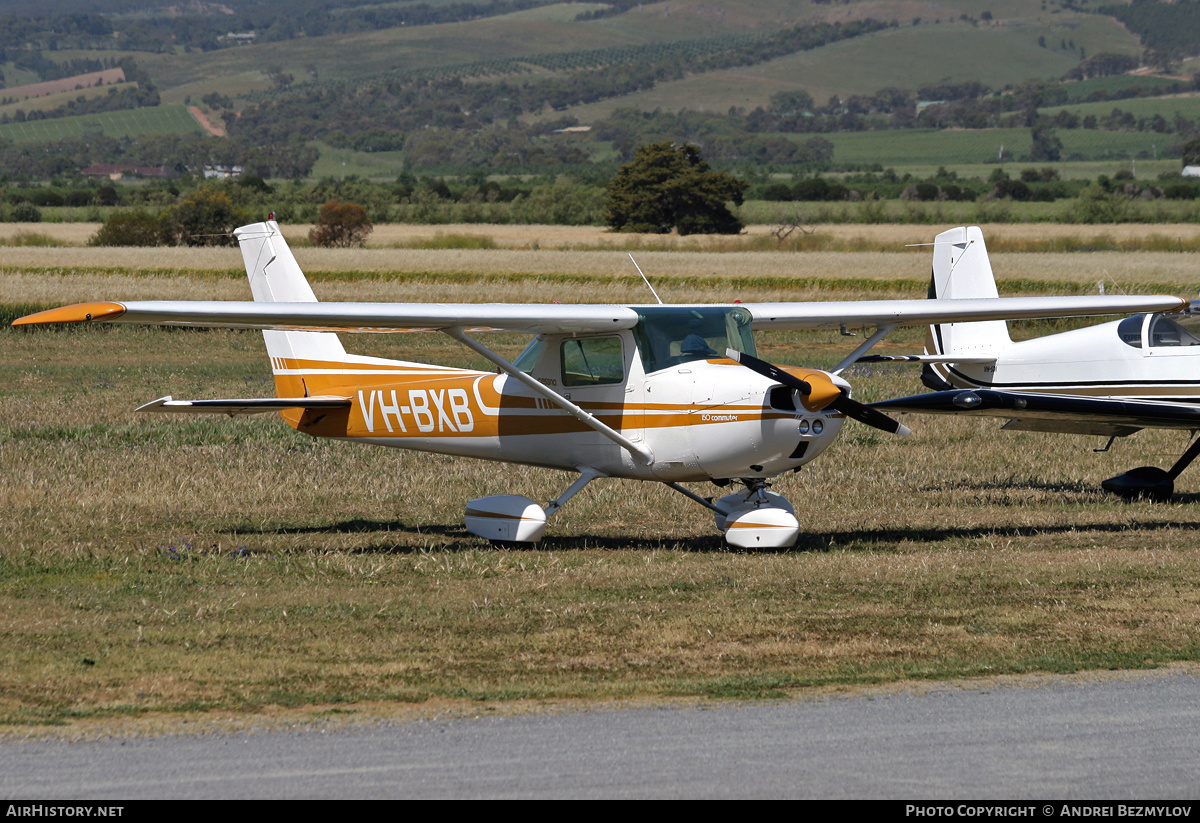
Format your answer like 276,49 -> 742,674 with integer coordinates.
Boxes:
713,479 -> 800,549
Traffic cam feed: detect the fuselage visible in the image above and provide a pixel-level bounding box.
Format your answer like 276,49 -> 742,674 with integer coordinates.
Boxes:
930,307 -> 1200,403
272,310 -> 845,483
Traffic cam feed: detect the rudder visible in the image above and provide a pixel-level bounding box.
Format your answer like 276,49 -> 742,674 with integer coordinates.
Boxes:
234,219 -> 348,397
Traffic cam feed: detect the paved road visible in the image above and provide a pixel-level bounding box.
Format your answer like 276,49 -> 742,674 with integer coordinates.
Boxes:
2,670 -> 1199,798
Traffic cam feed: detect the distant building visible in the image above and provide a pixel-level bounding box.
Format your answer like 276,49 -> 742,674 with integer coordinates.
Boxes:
203,165 -> 243,179
552,126 -> 592,134
81,164 -> 177,180
1183,166 -> 1200,178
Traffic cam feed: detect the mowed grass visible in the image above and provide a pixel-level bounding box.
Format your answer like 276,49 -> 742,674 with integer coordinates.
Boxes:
4,253 -> 1200,732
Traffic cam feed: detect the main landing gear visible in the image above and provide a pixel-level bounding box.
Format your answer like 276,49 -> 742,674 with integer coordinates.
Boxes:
464,468 -> 605,543
1101,436 -> 1200,502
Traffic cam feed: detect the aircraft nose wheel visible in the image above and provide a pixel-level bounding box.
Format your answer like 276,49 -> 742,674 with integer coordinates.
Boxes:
712,480 -> 800,549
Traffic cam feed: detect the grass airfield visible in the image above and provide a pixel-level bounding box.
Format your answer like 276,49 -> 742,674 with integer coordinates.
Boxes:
3,227 -> 1200,736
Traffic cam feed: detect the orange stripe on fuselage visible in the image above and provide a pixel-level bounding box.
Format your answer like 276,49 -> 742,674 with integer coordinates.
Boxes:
277,368 -> 795,440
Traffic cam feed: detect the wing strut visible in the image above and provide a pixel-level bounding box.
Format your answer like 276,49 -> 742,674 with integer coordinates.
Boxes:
832,324 -> 895,374
445,328 -> 655,465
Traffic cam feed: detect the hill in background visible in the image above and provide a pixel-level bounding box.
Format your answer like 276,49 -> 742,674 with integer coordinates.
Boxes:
0,0 -> 1196,182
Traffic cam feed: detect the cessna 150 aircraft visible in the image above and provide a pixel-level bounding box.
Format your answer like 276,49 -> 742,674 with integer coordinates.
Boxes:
871,225 -> 1200,501
14,221 -> 1187,546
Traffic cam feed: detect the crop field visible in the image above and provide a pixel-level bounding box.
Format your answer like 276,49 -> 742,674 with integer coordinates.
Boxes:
1041,94 -> 1200,123
546,18 -> 1137,124
826,128 -> 1170,167
0,105 -> 202,144
0,84 -> 130,120
137,3 -> 669,91
1060,75 -> 1187,101
3,237 -> 1200,736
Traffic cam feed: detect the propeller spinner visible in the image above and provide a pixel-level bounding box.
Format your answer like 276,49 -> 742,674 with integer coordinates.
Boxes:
727,349 -> 912,437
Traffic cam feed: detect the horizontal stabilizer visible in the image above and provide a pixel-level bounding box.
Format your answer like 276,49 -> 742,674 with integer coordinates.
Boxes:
136,395 -> 351,416
873,389 -> 1200,433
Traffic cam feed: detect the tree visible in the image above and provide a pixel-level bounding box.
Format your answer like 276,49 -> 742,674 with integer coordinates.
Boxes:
158,188 -> 254,246
606,142 -> 748,235
1183,135 -> 1200,167
309,200 -> 373,247
1029,120 -> 1063,162
90,210 -> 165,246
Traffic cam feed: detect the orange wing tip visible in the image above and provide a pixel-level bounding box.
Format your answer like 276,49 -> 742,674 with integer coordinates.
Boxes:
12,302 -> 127,326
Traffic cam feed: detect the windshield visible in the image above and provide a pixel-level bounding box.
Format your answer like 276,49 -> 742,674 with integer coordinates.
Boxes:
632,306 -> 757,374
1149,302 -> 1200,347
512,336 -> 545,372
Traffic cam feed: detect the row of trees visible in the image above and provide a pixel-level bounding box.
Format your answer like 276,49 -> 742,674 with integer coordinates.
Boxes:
0,132 -> 319,182
91,191 -> 373,248
0,1 -> 562,54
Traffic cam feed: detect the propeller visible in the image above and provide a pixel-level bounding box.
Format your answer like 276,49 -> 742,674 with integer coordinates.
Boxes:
726,349 -> 911,437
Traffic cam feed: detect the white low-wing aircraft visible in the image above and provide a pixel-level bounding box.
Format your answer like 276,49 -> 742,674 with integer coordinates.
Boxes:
14,220 -> 1187,545
871,225 -> 1200,501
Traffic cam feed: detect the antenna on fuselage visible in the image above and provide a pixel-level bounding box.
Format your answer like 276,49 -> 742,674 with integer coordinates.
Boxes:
628,253 -> 663,305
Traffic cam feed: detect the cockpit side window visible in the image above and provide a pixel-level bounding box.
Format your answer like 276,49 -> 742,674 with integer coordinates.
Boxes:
1117,315 -> 1145,348
633,307 -> 757,374
561,336 -> 624,386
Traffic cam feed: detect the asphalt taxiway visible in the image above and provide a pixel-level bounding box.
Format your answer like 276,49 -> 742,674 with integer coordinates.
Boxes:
2,668 -> 1198,798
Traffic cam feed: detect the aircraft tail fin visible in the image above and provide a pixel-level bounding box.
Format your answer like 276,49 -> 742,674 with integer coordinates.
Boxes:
922,226 -> 1012,390
234,219 -> 348,397
926,225 -> 1014,355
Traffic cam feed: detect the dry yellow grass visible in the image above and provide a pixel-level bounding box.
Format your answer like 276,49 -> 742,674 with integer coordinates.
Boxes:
0,223 -> 102,245
3,249 -> 1198,309
14,221 -> 1200,253
5,248 -> 1200,732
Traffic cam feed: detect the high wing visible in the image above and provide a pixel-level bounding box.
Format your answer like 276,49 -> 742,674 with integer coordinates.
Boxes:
13,301 -> 642,334
873,389 -> 1200,437
12,295 -> 1188,334
740,296 -> 1187,331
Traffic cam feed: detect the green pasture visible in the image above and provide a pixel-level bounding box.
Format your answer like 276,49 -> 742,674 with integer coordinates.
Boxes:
857,160 -> 1181,182
0,84 -> 128,120
0,105 -> 202,144
826,128 -> 1172,167
137,4 -> 676,91
546,17 -> 1135,123
1041,94 -> 1200,123
309,143 -> 406,180
0,63 -> 40,90
1057,75 -> 1188,101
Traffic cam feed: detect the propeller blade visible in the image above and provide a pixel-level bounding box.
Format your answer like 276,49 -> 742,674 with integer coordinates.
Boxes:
727,349 -> 911,437
831,395 -> 912,438
726,349 -> 811,395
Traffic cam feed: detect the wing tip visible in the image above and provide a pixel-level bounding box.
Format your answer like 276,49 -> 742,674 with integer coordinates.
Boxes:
13,302 -> 127,326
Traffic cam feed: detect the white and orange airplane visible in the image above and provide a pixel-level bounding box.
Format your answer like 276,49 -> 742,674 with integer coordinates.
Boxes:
14,220 -> 1187,546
